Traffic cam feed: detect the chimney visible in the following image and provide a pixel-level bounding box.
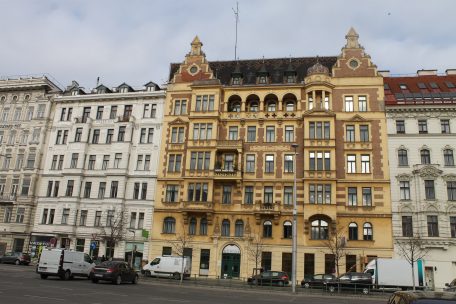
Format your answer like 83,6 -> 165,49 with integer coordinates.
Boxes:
446,69 -> 456,75
417,69 -> 437,76
378,70 -> 390,77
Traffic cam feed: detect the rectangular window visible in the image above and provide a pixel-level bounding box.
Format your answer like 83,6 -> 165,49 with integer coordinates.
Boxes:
4,207 -> 12,224
398,149 -> 408,166
444,149 -> 454,166
418,120 -> 428,134
346,125 -> 355,142
133,182 -> 140,199
76,239 -> 85,252
283,186 -> 293,205
66,180 -> 74,197
441,119 -> 451,134
94,211 -> 102,227
62,130 -> 68,144
141,183 -> 147,200
265,155 -> 274,173
118,126 -> 126,142
284,126 -> 294,142
396,120 -> 405,134
222,185 -> 232,204
74,128 -> 82,142
346,255 -> 357,273
400,181 -> 411,200
80,210 -> 87,226
325,254 -> 335,275
138,212 -> 144,229
195,95 -> 215,112
173,100 -> 187,115
51,155 -> 58,170
165,185 -> 179,202
448,181 -> 456,201
48,209 -> 55,224
344,96 -> 354,112
140,128 -> 146,143
82,107 -> 91,123
228,126 -> 238,140
130,212 -> 137,229
21,178 -> 31,196
189,152 -> 210,170
56,130 -> 62,144
41,209 -> 48,224
106,129 -> 114,144
144,155 -> 151,170
98,182 -> 106,199
284,154 -> 294,173
88,155 -> 96,170
187,183 -> 208,202
167,154 -> 182,172
171,127 -> 184,143
27,107 -> 34,120
61,208 -> 70,224
347,155 -> 356,173
114,153 -> 122,168
96,106 -> 104,120
247,126 -> 256,142
57,155 -> 64,170
53,181 -> 59,197
245,154 -> 255,173
83,182 -> 92,198
362,187 -> 372,206
361,155 -> 370,173
425,180 -> 435,200
244,186 -> 254,204
360,125 -> 369,142
109,105 -> 117,119
402,216 -> 413,237
450,217 -> 456,238
102,155 -> 109,170
358,96 -> 367,112
427,215 -> 439,237
110,181 -> 118,198
309,184 -> 331,204
348,187 -> 357,206
262,252 -> 272,272
264,186 -> 273,204
265,126 -> 275,142
15,207 -> 25,223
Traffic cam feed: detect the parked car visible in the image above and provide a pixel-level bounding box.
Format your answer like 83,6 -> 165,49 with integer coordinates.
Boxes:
247,271 -> 289,287
90,261 -> 138,285
142,256 -> 191,279
0,252 -> 31,265
37,248 -> 94,280
301,274 -> 336,288
326,272 -> 373,294
388,291 -> 456,303
444,278 -> 456,292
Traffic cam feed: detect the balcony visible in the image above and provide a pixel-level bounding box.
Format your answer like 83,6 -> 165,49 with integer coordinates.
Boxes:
253,201 -> 281,224
187,139 -> 217,149
0,195 -> 16,204
344,141 -> 372,151
180,201 -> 215,224
213,168 -> 242,180
305,170 -> 336,179
217,140 -> 242,150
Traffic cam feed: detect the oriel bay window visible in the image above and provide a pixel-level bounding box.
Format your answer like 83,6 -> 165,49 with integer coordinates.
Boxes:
309,151 -> 330,171
223,154 -> 235,171
187,183 -> 208,202
195,95 -> 215,112
190,152 -> 210,170
309,184 -> 331,204
309,122 -> 330,139
193,123 -> 213,140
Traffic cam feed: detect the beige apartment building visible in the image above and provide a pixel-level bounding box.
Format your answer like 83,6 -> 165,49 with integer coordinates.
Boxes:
149,28 -> 393,280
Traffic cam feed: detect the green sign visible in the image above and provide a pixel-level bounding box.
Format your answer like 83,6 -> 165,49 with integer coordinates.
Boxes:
142,229 -> 149,239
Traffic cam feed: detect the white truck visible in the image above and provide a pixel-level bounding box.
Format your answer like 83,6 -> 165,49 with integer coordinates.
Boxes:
37,248 -> 95,280
364,258 -> 426,290
142,256 -> 191,280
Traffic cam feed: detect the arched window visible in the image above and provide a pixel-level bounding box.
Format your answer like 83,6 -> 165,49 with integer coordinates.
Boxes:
263,220 -> 272,238
188,217 -> 197,235
163,217 -> 175,234
235,219 -> 244,237
348,222 -> 358,240
228,101 -> 241,112
421,149 -> 431,164
249,101 -> 259,112
283,221 -> 292,239
221,219 -> 230,236
311,219 -> 328,240
363,223 -> 373,240
267,101 -> 276,112
398,149 -> 408,166
200,218 -> 208,235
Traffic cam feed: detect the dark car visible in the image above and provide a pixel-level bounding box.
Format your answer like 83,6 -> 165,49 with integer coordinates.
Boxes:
388,291 -> 456,304
444,278 -> 456,292
0,252 -> 31,265
301,274 -> 336,288
247,271 -> 289,287
326,272 -> 372,294
90,261 -> 138,285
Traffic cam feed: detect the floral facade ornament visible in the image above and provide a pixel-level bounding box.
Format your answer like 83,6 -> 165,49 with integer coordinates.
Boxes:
442,174 -> 456,182
396,173 -> 413,182
413,165 -> 442,179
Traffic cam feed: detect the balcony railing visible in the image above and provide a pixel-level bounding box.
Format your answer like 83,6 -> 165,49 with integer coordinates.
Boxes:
0,194 -> 16,202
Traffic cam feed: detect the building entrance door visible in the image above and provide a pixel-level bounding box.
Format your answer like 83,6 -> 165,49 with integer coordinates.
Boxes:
425,266 -> 435,290
221,244 -> 240,278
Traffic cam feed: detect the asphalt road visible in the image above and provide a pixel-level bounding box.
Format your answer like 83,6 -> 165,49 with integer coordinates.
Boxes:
0,264 -> 388,304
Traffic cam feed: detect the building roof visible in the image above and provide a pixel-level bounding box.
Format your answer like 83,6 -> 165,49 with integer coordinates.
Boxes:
169,56 -> 338,85
384,73 -> 456,106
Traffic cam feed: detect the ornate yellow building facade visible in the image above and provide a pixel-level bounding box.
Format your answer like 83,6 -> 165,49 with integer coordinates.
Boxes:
150,28 -> 393,280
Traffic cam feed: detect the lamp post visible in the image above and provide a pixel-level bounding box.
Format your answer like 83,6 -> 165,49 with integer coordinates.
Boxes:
128,229 -> 136,269
291,143 -> 299,293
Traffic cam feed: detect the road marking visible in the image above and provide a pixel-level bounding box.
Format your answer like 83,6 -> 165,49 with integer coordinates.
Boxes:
24,295 -> 65,301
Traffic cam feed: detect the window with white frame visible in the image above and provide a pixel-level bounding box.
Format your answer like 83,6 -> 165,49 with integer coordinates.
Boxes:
361,155 -> 370,173
358,96 -> 367,112
347,155 -> 356,173
344,96 -> 354,112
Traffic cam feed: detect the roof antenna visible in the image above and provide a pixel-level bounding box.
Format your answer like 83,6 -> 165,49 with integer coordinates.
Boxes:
96,77 -> 100,87
233,2 -> 240,61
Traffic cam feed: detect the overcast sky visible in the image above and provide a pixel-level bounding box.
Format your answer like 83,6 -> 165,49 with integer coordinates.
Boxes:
1,0 -> 455,90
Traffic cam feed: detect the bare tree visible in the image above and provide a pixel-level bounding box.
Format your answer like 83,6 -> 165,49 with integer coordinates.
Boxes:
395,235 -> 429,290
98,209 -> 127,259
245,233 -> 265,276
167,222 -> 194,284
321,226 -> 350,277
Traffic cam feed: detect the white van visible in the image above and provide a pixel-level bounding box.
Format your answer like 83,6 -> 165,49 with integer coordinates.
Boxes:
37,248 -> 95,280
142,256 -> 191,279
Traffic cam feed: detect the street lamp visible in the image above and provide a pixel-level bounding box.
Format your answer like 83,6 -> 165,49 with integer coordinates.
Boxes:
291,143 -> 299,293
128,229 -> 136,269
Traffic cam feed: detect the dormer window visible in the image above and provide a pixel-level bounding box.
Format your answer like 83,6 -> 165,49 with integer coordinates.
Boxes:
120,87 -> 128,93
232,76 -> 242,85
147,86 -> 155,92
286,75 -> 295,83
71,90 -> 78,96
258,75 -> 268,84
399,84 -> 408,90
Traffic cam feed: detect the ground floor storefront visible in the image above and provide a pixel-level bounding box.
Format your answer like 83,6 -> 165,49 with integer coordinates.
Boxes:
0,232 -> 31,255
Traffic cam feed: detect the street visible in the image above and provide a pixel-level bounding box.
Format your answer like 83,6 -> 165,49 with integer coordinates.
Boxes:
0,264 -> 388,304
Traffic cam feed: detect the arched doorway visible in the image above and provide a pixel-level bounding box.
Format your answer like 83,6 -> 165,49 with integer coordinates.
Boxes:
221,244 -> 241,278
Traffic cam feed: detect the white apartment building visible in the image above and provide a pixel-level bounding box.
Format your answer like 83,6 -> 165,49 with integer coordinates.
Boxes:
31,80 -> 164,266
385,70 -> 456,290
0,76 -> 61,255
